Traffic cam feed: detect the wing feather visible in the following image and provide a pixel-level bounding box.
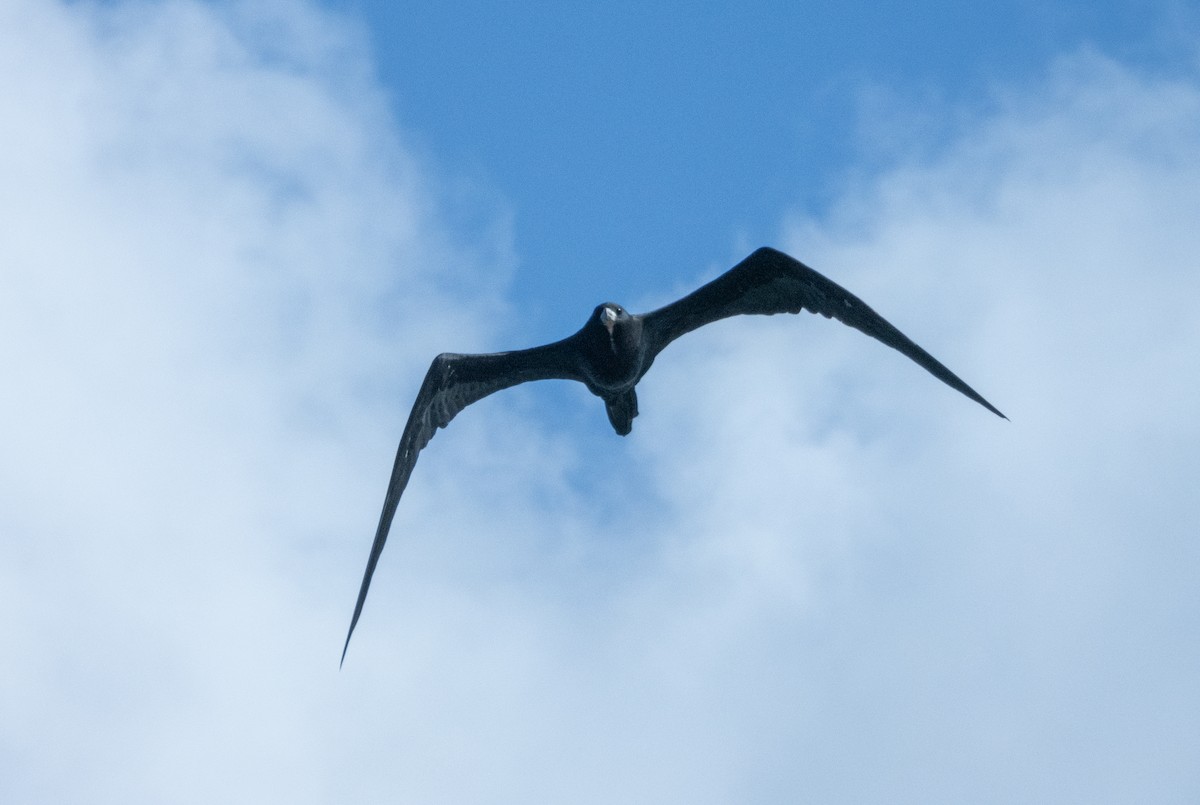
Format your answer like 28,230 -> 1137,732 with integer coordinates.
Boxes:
641,247 -> 1005,419
341,339 -> 583,665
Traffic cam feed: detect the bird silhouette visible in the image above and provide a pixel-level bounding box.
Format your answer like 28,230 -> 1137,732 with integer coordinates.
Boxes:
341,247 -> 1005,665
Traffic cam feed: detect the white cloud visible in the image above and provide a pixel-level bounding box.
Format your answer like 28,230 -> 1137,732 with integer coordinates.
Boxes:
1,3 -> 1198,802
646,49 -> 1200,802
0,1 -> 517,801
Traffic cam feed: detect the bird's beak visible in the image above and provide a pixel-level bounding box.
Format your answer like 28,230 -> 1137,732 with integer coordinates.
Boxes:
601,308 -> 617,335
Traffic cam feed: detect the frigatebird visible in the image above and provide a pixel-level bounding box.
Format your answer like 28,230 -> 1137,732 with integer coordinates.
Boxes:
341,246 -> 1004,664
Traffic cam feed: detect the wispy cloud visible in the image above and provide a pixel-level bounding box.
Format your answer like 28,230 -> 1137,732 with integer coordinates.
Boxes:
2,2 -> 1198,802
0,0 -> 516,799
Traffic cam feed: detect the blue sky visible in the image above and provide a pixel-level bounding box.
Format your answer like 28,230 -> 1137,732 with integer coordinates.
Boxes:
339,0 -> 1195,319
2,1 -> 1199,802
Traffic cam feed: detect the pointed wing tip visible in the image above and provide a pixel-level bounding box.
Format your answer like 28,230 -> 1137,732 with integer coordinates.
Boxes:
340,610 -> 361,670
979,400 -> 1008,421
340,604 -> 362,667
980,398 -> 1008,421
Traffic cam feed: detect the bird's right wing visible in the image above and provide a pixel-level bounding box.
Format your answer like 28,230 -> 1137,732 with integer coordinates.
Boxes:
640,247 -> 1006,419
341,339 -> 584,665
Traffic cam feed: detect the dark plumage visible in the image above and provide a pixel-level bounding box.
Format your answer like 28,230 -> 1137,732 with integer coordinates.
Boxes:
341,247 -> 1004,664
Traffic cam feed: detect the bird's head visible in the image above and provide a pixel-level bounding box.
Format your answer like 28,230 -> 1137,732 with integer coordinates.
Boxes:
595,303 -> 626,335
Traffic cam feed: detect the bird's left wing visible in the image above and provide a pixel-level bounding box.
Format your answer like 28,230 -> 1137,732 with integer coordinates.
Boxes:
341,338 -> 585,665
640,247 -> 1005,419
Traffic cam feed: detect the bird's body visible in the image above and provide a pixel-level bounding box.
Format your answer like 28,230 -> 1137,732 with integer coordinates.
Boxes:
341,247 -> 1005,664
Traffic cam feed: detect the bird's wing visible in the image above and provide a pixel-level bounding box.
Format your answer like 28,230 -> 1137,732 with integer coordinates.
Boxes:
341,339 -> 585,666
640,247 -> 1005,419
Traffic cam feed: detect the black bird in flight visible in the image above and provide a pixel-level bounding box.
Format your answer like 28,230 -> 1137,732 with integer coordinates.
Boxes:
341,247 -> 1004,665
